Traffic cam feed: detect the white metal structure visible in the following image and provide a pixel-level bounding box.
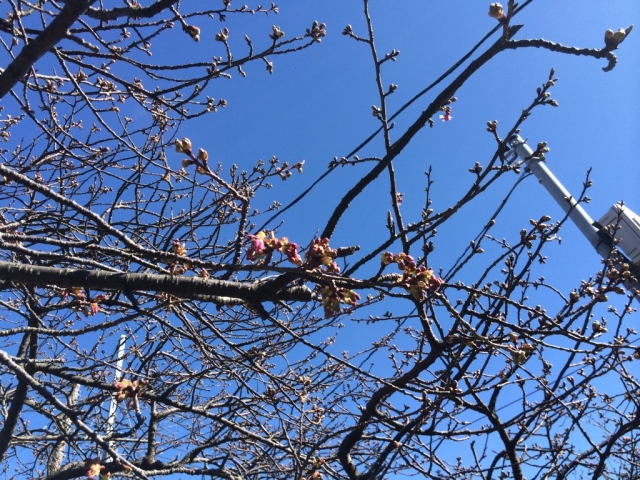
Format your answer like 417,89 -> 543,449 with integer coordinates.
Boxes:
508,134 -> 640,298
598,203 -> 640,266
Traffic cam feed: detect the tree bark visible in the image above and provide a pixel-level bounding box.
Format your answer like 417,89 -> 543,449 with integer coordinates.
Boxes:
0,0 -> 94,99
0,261 -> 313,303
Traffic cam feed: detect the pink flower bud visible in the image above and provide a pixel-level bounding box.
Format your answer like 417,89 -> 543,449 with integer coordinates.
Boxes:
381,252 -> 395,265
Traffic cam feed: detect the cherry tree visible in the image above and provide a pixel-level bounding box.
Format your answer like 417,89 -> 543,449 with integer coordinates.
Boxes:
0,1 -> 637,479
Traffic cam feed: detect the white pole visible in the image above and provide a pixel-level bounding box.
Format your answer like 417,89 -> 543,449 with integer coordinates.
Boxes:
508,135 -> 612,258
509,135 -> 639,301
104,334 -> 127,459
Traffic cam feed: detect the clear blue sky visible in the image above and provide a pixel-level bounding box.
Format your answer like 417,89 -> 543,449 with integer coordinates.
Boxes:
182,1 -> 639,299
181,6 -> 640,473
3,1 -> 639,477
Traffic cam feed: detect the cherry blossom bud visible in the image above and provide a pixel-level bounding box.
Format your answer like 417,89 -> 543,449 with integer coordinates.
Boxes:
271,25 -> 285,39
614,28 -> 626,42
488,3 -> 504,20
381,252 -> 395,265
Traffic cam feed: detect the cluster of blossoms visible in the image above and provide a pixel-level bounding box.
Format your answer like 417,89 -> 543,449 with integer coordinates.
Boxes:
114,379 -> 147,403
302,457 -> 326,480
246,231 -> 302,265
86,458 -> 132,479
166,239 -> 192,275
61,288 -> 106,317
321,285 -> 360,318
85,458 -> 108,479
171,239 -> 188,256
304,237 -> 339,272
215,27 -> 230,42
382,252 -> 443,301
504,332 -> 536,365
84,296 -> 106,316
61,287 -> 85,300
246,233 -> 360,317
245,233 -> 341,273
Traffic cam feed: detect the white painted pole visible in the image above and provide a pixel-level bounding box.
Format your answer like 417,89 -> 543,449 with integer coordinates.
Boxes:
508,135 -> 612,258
509,135 -> 639,301
104,334 -> 127,459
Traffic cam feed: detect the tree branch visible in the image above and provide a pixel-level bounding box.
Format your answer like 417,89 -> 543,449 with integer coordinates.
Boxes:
321,25 -> 523,240
0,261 -> 314,304
85,0 -> 178,21
504,38 -> 619,72
0,0 -> 94,99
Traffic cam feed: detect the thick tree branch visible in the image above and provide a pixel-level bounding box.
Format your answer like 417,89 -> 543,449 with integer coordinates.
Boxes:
321,25 -> 523,240
504,39 -> 619,72
0,0 -> 94,99
85,0 -> 178,21
0,261 -> 314,303
337,344 -> 444,480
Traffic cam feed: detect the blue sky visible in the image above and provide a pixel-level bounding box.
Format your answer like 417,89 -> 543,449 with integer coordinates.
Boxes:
1,1 -> 639,478
179,6 -> 640,473
180,1 -> 639,299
